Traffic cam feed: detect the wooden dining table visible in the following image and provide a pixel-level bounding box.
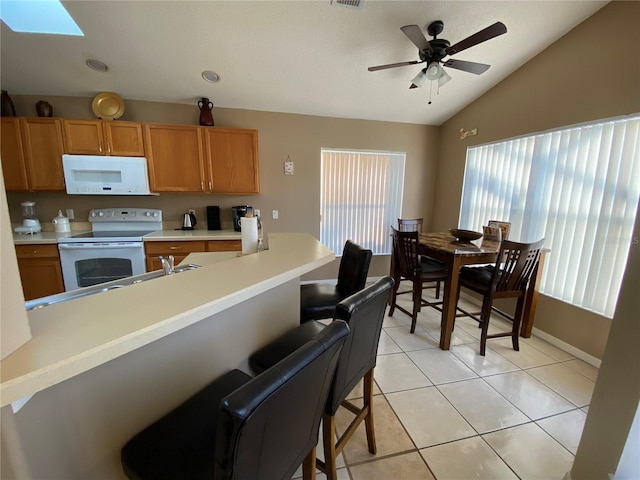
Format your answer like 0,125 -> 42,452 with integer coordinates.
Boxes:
418,232 -> 547,350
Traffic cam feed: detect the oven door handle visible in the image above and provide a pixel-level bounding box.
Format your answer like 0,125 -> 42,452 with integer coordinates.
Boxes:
58,243 -> 143,249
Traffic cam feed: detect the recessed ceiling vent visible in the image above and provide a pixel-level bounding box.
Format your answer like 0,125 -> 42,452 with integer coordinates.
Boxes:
331,0 -> 362,8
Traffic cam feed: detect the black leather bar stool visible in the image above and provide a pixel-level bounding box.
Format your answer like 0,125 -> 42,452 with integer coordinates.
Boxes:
250,276 -> 394,480
121,321 -> 349,480
300,240 -> 372,322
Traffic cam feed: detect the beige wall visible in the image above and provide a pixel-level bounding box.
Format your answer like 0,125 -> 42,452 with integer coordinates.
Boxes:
7,96 -> 438,280
432,1 -> 640,359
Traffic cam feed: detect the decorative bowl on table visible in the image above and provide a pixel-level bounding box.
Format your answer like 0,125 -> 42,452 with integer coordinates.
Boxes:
449,228 -> 483,242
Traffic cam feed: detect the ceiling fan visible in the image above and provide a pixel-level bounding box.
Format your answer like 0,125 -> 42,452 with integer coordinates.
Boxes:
368,20 -> 507,99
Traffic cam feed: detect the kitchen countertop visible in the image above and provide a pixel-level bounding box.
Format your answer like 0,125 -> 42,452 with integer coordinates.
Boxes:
0,232 -> 334,407
12,229 -> 241,245
143,229 -> 241,241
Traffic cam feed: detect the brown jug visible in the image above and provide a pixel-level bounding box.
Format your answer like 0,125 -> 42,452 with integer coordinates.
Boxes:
36,100 -> 53,117
1,90 -> 16,117
197,97 -> 214,126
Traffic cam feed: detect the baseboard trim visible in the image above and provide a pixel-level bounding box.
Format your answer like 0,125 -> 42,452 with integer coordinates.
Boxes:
459,292 -> 602,368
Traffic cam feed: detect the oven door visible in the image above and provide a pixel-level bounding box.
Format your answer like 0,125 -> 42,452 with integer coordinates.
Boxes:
58,242 -> 146,291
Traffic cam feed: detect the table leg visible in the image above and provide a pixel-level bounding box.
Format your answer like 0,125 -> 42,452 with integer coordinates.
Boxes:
440,257 -> 462,350
520,250 -> 547,338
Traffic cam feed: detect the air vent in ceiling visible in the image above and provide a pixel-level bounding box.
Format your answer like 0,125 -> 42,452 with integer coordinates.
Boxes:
331,0 -> 362,8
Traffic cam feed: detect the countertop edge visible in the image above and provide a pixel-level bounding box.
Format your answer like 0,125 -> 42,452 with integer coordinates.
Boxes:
1,233 -> 334,407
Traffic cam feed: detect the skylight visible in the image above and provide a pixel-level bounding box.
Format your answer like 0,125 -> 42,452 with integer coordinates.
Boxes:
0,0 -> 84,36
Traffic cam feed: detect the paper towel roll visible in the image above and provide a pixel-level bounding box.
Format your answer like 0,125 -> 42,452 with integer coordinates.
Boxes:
241,216 -> 258,254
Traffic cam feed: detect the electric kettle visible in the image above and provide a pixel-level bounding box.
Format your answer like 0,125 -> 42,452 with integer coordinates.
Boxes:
52,210 -> 71,233
182,212 -> 197,230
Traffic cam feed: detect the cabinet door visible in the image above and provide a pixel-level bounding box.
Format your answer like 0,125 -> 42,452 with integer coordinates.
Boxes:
144,124 -> 206,192
1,117 -> 29,190
15,245 -> 64,300
63,119 -> 106,155
21,118 -> 65,190
204,128 -> 259,194
105,122 -> 145,156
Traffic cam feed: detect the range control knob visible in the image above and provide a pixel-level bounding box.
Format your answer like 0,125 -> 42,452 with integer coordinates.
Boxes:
90,211 -> 97,217
98,211 -> 105,217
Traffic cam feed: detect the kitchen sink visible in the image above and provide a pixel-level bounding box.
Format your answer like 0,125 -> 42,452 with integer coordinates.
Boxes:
25,264 -> 201,311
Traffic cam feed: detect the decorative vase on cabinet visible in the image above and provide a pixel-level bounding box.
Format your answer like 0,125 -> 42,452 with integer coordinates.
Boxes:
1,90 -> 16,117
197,97 -> 214,126
36,101 -> 53,117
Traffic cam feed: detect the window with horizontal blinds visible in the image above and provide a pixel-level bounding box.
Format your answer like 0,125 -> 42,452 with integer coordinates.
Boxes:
321,149 -> 405,256
459,115 -> 640,318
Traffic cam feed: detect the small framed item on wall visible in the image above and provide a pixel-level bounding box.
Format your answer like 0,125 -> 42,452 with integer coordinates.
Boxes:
488,220 -> 511,241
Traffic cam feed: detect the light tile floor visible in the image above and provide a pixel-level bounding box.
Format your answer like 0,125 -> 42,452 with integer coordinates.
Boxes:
293,290 -> 598,480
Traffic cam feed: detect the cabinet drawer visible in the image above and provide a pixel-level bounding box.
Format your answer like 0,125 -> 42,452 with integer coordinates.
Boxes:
145,241 -> 206,255
206,240 -> 241,252
16,244 -> 59,259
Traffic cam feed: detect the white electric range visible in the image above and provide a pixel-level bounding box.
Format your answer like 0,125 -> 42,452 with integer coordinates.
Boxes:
57,208 -> 162,291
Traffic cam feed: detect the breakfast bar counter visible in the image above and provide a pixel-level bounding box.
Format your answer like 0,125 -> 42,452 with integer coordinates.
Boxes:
0,233 -> 333,479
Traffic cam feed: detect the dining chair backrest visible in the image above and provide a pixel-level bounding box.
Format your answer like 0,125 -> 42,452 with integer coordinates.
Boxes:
391,227 -> 421,279
398,218 -> 423,233
491,239 -> 545,292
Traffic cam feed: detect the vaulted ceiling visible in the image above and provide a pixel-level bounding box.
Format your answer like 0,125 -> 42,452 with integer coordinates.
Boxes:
0,1 -> 608,125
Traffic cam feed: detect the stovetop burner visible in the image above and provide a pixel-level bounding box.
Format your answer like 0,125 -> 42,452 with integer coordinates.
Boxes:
58,208 -> 163,244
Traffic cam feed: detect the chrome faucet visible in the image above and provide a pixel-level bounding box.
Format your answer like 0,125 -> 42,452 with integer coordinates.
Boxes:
159,255 -> 175,275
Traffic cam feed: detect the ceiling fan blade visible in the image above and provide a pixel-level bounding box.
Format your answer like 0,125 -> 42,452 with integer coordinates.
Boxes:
446,22 -> 507,56
368,60 -> 420,72
400,25 -> 434,54
443,59 -> 491,75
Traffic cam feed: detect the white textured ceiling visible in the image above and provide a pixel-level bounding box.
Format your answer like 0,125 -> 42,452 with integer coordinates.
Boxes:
0,1 -> 608,126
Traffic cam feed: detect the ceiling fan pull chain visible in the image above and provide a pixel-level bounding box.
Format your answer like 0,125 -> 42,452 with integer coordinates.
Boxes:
428,81 -> 433,105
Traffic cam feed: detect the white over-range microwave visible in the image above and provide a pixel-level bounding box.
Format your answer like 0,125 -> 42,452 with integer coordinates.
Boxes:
62,154 -> 155,195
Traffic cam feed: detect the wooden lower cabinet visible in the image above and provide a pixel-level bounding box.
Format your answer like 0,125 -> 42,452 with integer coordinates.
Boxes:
15,244 -> 64,300
145,239 -> 241,271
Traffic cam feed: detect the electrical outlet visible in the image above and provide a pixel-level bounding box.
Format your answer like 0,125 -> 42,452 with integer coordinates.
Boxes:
272,210 -> 279,220
254,209 -> 261,218
66,209 -> 75,220
188,209 -> 196,215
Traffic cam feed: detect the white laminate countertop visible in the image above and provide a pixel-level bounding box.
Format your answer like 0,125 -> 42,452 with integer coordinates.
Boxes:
12,229 -> 241,245
143,229 -> 241,241
0,233 -> 334,406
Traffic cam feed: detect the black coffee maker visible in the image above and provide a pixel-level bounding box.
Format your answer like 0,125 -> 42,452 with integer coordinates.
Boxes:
232,205 -> 252,232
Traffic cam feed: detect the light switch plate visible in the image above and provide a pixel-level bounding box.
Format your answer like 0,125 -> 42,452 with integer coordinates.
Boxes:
284,161 -> 294,175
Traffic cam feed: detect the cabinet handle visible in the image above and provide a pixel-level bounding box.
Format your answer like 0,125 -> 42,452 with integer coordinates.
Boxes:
99,143 -> 103,153
33,250 -> 38,254
209,181 -> 212,190
107,142 -> 111,154
169,246 -> 182,250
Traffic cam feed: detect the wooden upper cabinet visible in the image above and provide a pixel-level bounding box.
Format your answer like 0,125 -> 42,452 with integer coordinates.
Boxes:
1,117 -> 29,190
204,128 -> 259,194
21,118 -> 65,191
63,119 -> 144,156
144,123 -> 206,192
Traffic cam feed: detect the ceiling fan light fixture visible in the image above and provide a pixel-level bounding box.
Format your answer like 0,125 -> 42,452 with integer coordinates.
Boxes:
426,62 -> 442,81
410,68 -> 427,89
438,69 -> 452,87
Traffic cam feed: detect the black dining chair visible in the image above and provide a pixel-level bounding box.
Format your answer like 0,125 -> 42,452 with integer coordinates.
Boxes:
300,239 -> 372,322
249,276 -> 394,480
454,238 -> 545,355
389,227 -> 447,333
121,320 -> 349,480
397,218 -> 445,298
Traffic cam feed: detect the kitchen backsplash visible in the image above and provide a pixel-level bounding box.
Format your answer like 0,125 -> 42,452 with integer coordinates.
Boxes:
6,191 -> 258,231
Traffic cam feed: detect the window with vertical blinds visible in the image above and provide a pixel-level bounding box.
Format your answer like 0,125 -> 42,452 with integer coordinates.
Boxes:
321,149 -> 405,256
460,115 -> 640,318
